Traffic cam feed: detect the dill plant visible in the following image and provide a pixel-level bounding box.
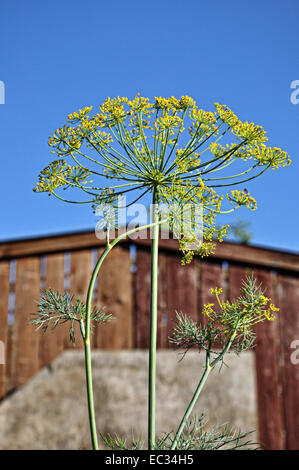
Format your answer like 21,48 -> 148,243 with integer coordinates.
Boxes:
33,94 -> 290,450
168,276 -> 279,449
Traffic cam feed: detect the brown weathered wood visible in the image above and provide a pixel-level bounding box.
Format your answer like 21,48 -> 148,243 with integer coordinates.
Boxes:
199,261 -> 224,322
135,247 -> 151,348
228,264 -> 248,300
69,250 -> 92,349
212,243 -> 299,272
166,254 -> 198,347
0,228 -> 299,450
228,265 -> 285,449
95,246 -> 133,349
277,274 -> 299,450
253,269 -> 285,450
12,257 -> 40,388
0,261 -> 10,398
5,326 -> 13,394
1,230 -> 299,273
134,234 -> 299,272
198,261 -> 224,350
157,253 -> 168,348
0,231 -> 106,260
40,253 -> 66,366
135,248 -> 170,349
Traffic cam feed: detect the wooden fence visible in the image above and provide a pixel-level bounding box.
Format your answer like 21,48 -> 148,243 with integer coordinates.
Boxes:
0,230 -> 298,450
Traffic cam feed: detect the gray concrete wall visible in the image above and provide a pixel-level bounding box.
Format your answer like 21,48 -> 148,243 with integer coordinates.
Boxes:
0,350 -> 257,449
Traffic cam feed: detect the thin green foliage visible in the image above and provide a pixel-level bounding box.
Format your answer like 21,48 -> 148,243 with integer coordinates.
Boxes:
103,414 -> 258,450
170,274 -> 275,361
169,274 -> 279,449
30,289 -> 113,344
102,432 -> 144,450
159,415 -> 259,450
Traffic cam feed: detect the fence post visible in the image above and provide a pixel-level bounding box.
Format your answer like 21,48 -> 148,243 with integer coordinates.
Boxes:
0,261 -> 9,397
12,257 -> 40,388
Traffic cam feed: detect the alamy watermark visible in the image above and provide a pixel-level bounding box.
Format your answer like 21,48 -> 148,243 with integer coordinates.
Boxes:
290,339 -> 299,365
0,340 -> 4,364
94,196 -> 203,251
290,80 -> 299,104
0,81 -> 5,104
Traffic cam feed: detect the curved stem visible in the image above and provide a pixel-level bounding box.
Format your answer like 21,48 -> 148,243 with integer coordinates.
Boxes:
84,244 -> 110,450
171,323 -> 239,450
170,359 -> 212,450
148,189 -> 159,450
83,218 -> 166,450
84,336 -> 99,449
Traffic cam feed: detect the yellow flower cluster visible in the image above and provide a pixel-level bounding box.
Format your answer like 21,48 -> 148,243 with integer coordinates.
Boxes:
209,142 -> 226,159
127,94 -> 153,114
202,303 -> 215,319
175,149 -> 201,173
99,96 -> 128,121
87,130 -> 113,149
214,102 -> 239,128
253,144 -> 291,169
202,281 -> 278,338
154,114 -> 183,131
210,287 -> 223,296
190,108 -> 217,134
180,95 -> 196,109
214,103 -> 270,146
264,303 -> 279,321
232,121 -> 267,144
180,242 -> 216,265
68,106 -> 93,123
35,94 -> 291,264
34,160 -> 91,193
48,126 -> 72,150
209,142 -> 251,161
154,95 -> 195,111
227,190 -> 257,211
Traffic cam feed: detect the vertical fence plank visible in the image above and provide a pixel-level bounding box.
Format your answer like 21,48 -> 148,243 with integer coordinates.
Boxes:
253,268 -> 285,450
95,246 -> 133,349
5,326 -> 13,394
166,254 -> 197,346
135,247 -> 151,348
12,257 -> 40,388
40,253 -> 66,366
157,253 -> 168,348
0,261 -> 10,398
278,274 -> 299,450
135,248 -> 172,349
70,250 -> 92,350
229,265 -> 285,449
228,264 -> 247,300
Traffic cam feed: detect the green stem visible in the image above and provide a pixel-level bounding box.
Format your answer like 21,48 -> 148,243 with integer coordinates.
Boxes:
148,189 -> 159,450
84,246 -> 109,450
84,337 -> 99,449
170,356 -> 212,450
171,325 -> 239,450
83,219 -> 165,450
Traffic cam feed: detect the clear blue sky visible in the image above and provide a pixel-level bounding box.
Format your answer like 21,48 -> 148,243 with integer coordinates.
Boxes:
0,0 -> 298,252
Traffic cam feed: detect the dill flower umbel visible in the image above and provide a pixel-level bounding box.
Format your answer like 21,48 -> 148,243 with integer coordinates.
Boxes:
170,275 -> 278,356
205,276 -> 278,340
34,94 -> 291,262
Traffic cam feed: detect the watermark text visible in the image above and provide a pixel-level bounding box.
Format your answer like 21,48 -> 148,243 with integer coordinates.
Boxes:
290,80 -> 299,104
95,196 -> 203,251
0,81 -> 5,104
290,339 -> 299,365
